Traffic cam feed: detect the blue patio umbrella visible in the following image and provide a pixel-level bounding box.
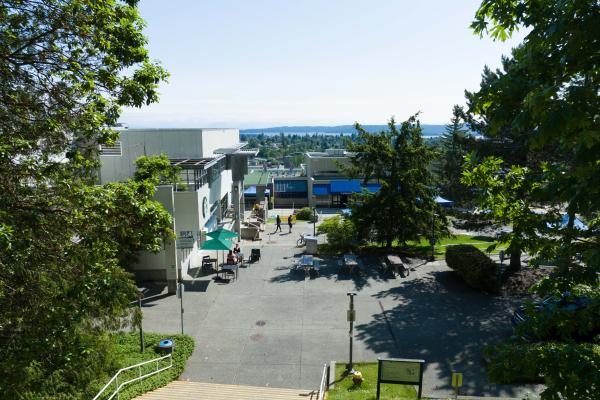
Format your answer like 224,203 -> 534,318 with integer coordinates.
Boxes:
435,196 -> 454,207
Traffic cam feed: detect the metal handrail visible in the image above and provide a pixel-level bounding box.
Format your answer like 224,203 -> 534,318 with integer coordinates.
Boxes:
317,363 -> 328,400
92,353 -> 173,400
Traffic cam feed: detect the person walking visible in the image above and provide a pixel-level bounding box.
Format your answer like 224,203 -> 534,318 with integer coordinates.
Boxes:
274,215 -> 282,233
288,215 -> 293,233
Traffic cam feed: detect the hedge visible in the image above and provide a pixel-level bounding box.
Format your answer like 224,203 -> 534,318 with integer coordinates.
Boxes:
295,207 -> 313,220
89,332 -> 195,400
446,244 -> 499,293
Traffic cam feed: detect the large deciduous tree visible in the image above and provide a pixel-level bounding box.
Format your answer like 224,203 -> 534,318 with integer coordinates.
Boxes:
466,0 -> 600,291
343,115 -> 447,248
465,2 -> 600,399
0,1 -> 170,398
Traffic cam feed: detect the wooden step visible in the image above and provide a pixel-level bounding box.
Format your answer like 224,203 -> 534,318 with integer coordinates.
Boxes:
136,380 -> 317,400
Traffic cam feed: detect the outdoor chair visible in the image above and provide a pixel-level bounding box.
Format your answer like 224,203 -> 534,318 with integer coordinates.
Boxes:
202,255 -> 214,272
250,248 -> 261,262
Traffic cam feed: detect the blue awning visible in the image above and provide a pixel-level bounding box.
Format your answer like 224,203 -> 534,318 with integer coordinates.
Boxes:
330,180 -> 362,194
243,186 -> 270,196
364,183 -> 381,193
313,184 -> 330,196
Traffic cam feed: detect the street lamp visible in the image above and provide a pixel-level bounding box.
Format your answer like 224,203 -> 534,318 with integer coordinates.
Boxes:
346,292 -> 357,373
313,207 -> 317,236
430,203 -> 436,261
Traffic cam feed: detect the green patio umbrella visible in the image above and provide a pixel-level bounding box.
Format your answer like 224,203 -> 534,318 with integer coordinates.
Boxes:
206,227 -> 238,241
201,238 -> 233,270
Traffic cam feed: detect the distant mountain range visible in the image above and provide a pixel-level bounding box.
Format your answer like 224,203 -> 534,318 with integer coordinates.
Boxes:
241,124 -> 448,136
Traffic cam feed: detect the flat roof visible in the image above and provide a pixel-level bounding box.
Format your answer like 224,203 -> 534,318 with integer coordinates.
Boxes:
169,156 -> 224,169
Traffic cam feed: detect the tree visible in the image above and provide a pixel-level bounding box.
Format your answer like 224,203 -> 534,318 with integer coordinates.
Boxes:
466,0 -> 600,293
343,115 -> 448,248
0,0 -> 170,398
437,105 -> 471,204
466,2 -> 600,398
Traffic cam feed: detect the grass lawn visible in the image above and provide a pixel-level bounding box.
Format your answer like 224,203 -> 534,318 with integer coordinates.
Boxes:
327,362 -> 417,400
363,234 -> 507,260
91,332 -> 194,400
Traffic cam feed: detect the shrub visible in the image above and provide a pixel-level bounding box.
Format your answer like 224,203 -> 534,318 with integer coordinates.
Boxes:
317,215 -> 356,252
446,244 -> 499,293
295,207 -> 313,220
486,342 -> 600,399
87,332 -> 195,400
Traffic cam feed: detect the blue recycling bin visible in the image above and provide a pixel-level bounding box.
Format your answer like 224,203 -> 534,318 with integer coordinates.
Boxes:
157,339 -> 174,354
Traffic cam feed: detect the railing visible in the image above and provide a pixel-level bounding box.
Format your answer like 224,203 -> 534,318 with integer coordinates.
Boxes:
92,353 -> 173,400
317,363 -> 329,400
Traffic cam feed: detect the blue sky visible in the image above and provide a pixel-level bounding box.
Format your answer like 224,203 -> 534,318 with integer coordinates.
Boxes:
120,0 -> 525,128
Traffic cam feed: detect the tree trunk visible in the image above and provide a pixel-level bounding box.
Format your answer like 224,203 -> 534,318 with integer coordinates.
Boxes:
509,246 -> 521,272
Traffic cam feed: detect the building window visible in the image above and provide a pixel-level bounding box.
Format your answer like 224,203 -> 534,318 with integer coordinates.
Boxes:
274,180 -> 307,199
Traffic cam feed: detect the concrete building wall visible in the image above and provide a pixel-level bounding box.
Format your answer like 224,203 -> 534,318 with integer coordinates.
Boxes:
306,156 -> 349,177
200,129 -> 239,157
98,128 -> 240,184
132,186 -> 178,289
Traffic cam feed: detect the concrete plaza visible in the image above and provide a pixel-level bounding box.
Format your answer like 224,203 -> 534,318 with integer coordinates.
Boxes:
139,218 -> 542,398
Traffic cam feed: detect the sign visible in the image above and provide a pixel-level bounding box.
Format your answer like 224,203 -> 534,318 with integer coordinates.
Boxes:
377,358 -> 425,399
176,231 -> 195,249
347,310 -> 356,322
452,372 -> 462,388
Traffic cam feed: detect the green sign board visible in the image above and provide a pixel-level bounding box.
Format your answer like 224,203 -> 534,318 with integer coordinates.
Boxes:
377,358 -> 425,399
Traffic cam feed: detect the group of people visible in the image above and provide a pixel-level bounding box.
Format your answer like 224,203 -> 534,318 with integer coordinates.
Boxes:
274,214 -> 293,233
226,242 -> 242,265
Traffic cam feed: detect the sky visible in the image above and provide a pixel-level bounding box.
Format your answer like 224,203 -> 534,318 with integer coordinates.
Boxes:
119,0 -> 526,129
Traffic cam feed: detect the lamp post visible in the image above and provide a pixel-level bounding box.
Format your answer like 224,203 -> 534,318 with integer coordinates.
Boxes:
430,203 -> 436,261
137,290 -> 145,353
346,292 -> 357,373
313,207 -> 317,236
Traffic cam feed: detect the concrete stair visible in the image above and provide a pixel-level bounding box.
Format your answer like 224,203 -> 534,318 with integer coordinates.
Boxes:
135,380 -> 318,400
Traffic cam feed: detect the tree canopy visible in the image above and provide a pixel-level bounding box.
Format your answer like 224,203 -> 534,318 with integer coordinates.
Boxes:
344,115 -> 448,248
0,1 -> 170,398
465,1 -> 600,398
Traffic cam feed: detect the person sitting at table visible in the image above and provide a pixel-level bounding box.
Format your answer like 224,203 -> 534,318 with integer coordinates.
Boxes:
233,243 -> 241,254
227,250 -> 238,265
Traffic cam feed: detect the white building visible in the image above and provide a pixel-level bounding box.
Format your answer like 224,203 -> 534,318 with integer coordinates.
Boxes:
99,128 -> 254,293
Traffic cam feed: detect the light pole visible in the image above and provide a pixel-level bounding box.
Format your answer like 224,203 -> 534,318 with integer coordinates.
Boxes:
346,292 -> 357,373
313,207 -> 317,236
137,290 -> 145,353
430,203 -> 436,261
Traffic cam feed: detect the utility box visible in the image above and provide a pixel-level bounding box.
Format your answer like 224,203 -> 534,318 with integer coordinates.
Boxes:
305,235 -> 318,255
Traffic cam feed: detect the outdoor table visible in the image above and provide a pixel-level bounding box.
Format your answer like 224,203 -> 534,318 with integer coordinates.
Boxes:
300,254 -> 314,276
344,254 -> 359,274
219,263 -> 239,281
386,254 -> 403,275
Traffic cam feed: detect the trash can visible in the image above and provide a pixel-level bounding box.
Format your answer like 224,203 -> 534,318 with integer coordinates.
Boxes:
304,235 -> 318,255
156,339 -> 174,354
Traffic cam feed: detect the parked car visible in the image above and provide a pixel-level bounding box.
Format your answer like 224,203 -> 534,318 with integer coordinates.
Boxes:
511,293 -> 593,341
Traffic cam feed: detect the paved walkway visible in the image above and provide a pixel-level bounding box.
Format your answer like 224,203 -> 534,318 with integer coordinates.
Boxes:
139,218 -> 542,398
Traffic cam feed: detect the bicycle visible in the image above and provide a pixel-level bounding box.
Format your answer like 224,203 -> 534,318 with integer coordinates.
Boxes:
297,233 -> 306,247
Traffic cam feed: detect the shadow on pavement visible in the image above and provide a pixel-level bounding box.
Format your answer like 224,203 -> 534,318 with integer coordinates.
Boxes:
355,270 -> 538,397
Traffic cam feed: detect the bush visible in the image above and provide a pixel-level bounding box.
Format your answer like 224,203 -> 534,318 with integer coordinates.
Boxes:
446,244 -> 499,293
486,341 -> 600,399
87,332 -> 194,400
295,207 -> 313,220
317,215 -> 356,252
